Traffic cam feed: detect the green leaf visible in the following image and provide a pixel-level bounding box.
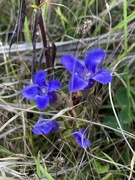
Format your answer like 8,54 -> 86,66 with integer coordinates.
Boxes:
39,164 -> 54,180
103,116 -> 118,128
93,160 -> 110,174
36,151 -> 41,177
115,88 -> 128,106
130,86 -> 135,95
102,152 -> 120,172
120,105 -> 132,124
35,152 -> 54,180
55,7 -> 69,29
101,173 -> 114,180
62,129 -> 72,138
24,17 -> 31,43
113,11 -> 135,30
0,145 -> 14,156
103,116 -> 130,137
102,116 -> 122,137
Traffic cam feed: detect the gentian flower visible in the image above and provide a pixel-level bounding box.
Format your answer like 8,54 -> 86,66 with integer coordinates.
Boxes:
32,116 -> 59,135
61,49 -> 112,92
22,70 -> 61,110
71,128 -> 91,149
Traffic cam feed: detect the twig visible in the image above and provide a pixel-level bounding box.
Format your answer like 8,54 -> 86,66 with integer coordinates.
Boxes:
9,0 -> 26,51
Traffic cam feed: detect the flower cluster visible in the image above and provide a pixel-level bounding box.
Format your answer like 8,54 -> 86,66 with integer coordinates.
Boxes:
22,70 -> 61,110
61,49 -> 112,92
22,49 -> 112,149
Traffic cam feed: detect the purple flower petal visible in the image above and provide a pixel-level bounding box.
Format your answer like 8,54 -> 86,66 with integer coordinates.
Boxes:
35,95 -> 49,110
32,118 -> 59,135
33,70 -> 47,87
48,80 -> 61,92
71,131 -> 82,139
92,69 -> 112,84
85,78 -> 95,89
80,139 -> 91,149
74,134 -> 91,149
71,128 -> 86,139
71,128 -> 91,149
80,128 -> 87,137
48,91 -> 57,103
22,69 -> 61,110
22,84 -> 39,100
68,75 -> 87,92
50,120 -> 59,131
61,49 -> 112,92
32,119 -> 52,135
85,49 -> 105,74
61,54 -> 84,75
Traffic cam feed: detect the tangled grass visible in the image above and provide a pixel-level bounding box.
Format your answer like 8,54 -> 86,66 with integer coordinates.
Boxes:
0,0 -> 135,179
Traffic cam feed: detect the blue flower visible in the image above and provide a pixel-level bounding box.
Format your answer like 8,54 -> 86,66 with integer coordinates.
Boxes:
71,128 -> 91,149
22,70 -> 61,110
61,49 -> 112,92
32,116 -> 59,135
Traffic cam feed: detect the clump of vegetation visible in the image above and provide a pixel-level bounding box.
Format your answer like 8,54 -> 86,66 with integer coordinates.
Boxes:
0,0 -> 135,179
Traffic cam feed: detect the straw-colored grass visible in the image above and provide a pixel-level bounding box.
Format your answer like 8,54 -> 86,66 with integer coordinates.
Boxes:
0,0 -> 135,179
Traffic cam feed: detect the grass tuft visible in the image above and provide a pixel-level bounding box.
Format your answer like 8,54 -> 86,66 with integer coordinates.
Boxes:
0,0 -> 135,179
